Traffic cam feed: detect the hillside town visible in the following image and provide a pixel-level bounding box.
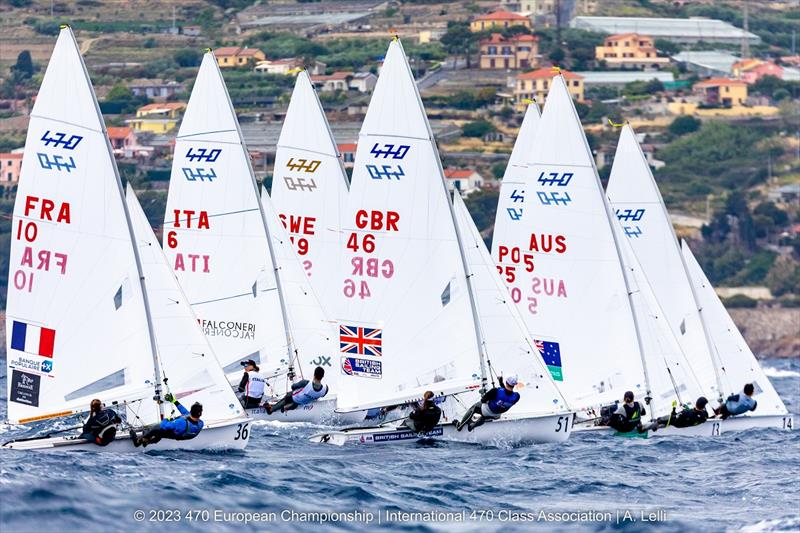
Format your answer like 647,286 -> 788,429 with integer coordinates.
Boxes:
0,0 -> 798,355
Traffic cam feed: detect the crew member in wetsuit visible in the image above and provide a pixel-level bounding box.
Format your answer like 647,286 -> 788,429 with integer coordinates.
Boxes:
80,399 -> 122,446
265,366 -> 328,415
456,376 -> 520,432
238,359 -> 267,409
654,396 -> 709,429
607,391 -> 648,433
715,383 -> 757,419
130,394 -> 204,447
402,391 -> 442,434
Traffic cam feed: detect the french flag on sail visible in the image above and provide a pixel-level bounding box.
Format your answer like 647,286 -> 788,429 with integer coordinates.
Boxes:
11,320 -> 56,358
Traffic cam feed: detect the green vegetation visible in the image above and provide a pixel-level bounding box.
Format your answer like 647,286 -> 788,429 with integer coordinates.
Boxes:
668,115 -> 701,136
462,119 -> 494,138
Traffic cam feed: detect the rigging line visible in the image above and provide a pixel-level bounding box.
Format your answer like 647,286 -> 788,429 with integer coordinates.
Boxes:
191,287 -> 277,306
663,359 -> 684,407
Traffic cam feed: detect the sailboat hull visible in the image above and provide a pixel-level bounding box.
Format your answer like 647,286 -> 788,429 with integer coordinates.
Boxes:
2,417 -> 252,452
245,398 -> 367,425
573,414 -> 794,438
309,413 -> 573,446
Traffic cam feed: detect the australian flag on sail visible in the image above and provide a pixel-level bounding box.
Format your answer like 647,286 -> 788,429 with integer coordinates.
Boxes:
534,339 -> 562,382
339,325 -> 382,357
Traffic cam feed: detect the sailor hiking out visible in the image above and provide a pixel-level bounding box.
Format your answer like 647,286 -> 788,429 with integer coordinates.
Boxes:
265,366 -> 329,414
130,394 -> 204,447
456,376 -> 520,432
715,384 -> 758,419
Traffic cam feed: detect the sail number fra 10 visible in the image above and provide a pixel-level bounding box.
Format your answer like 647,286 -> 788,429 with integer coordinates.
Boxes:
13,196 -> 71,293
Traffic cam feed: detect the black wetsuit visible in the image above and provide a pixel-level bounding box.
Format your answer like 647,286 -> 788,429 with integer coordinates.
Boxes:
404,401 -> 442,433
608,402 -> 646,433
80,408 -> 121,446
657,407 -> 708,428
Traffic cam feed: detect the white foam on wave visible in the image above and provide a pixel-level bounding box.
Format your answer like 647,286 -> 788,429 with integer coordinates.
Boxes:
741,517 -> 800,532
762,366 -> 800,378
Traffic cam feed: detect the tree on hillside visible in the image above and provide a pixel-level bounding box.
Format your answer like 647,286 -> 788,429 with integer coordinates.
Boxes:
12,51 -> 34,81
174,49 -> 201,68
668,115 -> 701,136
440,21 -> 481,69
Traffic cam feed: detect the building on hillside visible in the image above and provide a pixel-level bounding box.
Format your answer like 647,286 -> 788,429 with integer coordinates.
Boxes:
470,10 -> 531,32
444,168 -> 484,195
128,79 -> 185,100
594,33 -> 669,69
254,58 -> 326,75
349,72 -> 378,93
693,78 -> 748,106
571,16 -> 760,45
338,143 -> 357,168
479,33 -> 539,70
732,59 -> 784,84
576,70 -> 674,86
0,151 -> 23,185
311,72 -> 353,92
107,126 -> 137,154
515,68 -> 583,106
215,46 -> 266,68
127,102 -> 187,134
182,25 -> 202,37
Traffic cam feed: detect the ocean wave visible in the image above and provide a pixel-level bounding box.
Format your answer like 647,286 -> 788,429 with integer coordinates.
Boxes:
762,366 -> 800,378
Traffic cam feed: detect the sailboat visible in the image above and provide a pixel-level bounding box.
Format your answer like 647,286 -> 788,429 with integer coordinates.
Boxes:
606,125 -> 792,433
3,27 -> 249,451
310,40 -> 573,446
270,71 -> 350,317
491,76 -> 649,420
163,52 -> 348,424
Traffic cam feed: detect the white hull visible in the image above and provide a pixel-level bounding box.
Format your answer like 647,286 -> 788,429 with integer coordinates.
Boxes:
309,413 -> 573,446
573,414 -> 794,438
245,397 -> 367,425
2,417 -> 252,452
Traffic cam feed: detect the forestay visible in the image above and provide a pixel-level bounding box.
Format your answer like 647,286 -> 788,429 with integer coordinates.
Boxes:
681,242 -> 788,415
164,52 -> 288,377
336,40 -> 480,412
606,125 -> 721,400
126,187 -> 244,424
6,27 -> 157,425
270,72 -> 349,317
492,76 -> 646,411
453,194 -> 569,416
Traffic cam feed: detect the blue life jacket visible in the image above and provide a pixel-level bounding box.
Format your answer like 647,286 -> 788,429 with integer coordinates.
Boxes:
160,415 -> 204,440
487,387 -> 520,414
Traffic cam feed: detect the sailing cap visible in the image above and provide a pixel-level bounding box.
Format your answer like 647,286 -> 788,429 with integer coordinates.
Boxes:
505,376 -> 518,387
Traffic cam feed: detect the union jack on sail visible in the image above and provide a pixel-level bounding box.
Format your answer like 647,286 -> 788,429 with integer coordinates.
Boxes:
339,325 -> 382,357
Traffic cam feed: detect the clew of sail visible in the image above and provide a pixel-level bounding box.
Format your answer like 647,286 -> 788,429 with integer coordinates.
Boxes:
681,242 -> 788,415
606,125 -> 721,400
492,76 -> 646,412
6,27 -> 157,425
335,40 -> 480,412
454,194 -> 570,416
126,187 -> 245,424
270,72 -> 349,318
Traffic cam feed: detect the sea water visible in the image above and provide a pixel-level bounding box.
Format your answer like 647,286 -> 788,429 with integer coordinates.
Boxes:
1,357 -> 798,532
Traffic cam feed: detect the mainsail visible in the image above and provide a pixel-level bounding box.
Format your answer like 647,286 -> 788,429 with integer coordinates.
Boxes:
126,187 -> 244,424
6,27 -> 159,425
606,124 -> 722,400
270,72 -> 349,317
681,242 -> 788,415
335,40 -> 481,412
491,76 -> 646,411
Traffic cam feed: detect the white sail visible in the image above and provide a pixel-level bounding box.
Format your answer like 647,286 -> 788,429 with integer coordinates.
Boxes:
335,40 -> 480,412
453,194 -> 569,416
270,72 -> 349,317
259,187 -> 340,389
126,187 -> 244,424
606,124 -> 721,400
491,76 -> 646,411
163,52 -> 288,377
6,27 -> 158,425
681,241 -> 788,415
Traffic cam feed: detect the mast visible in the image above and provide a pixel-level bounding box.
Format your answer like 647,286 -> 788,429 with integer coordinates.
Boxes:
71,25 -> 166,418
208,52 -> 299,377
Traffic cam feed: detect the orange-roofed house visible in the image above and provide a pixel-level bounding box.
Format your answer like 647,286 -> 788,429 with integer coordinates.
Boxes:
693,78 -> 747,106
337,143 -> 357,168
732,59 -> 784,84
107,126 -> 138,154
0,151 -> 23,185
215,46 -> 266,68
127,102 -> 187,134
594,33 -> 669,69
479,33 -> 539,70
471,10 -> 531,32
515,68 -> 583,106
444,168 -> 485,196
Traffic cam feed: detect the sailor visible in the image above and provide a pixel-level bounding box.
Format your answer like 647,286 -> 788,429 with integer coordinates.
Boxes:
130,394 -> 204,447
401,391 -> 442,434
654,396 -> 709,429
715,383 -> 757,419
238,359 -> 267,409
606,391 -> 648,433
80,399 -> 122,446
265,366 -> 328,415
456,376 -> 520,432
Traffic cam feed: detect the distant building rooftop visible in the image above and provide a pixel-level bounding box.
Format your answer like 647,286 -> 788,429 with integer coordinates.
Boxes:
672,51 -> 740,76
474,10 -> 530,22
571,16 -> 760,44
517,68 -> 582,80
576,70 -> 674,85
